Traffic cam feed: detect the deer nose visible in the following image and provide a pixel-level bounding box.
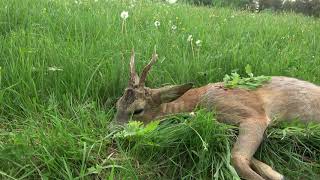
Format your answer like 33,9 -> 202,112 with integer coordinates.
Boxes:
109,114 -> 127,131
113,112 -> 129,125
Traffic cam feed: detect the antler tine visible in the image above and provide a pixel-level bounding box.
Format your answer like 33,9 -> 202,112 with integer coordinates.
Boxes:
129,48 -> 138,87
139,51 -> 158,87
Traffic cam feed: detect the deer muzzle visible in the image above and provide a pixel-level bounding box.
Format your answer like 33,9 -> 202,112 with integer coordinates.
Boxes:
113,111 -> 130,125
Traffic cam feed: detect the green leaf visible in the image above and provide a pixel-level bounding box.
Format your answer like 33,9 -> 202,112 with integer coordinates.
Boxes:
223,66 -> 271,90
245,64 -> 253,77
113,120 -> 160,139
142,120 -> 160,134
87,164 -> 103,174
223,74 -> 230,83
127,121 -> 144,129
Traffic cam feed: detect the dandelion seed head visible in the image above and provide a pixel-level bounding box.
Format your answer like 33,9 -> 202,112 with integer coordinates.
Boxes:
75,0 -> 82,4
195,40 -> 202,47
187,35 -> 193,42
48,66 -> 63,72
154,21 -> 160,27
120,11 -> 129,20
166,0 -> 178,4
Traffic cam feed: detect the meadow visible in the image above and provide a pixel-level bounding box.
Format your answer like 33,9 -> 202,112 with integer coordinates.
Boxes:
0,0 -> 320,179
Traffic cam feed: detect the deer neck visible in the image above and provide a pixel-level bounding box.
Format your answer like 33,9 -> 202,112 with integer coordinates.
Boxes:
159,86 -> 208,116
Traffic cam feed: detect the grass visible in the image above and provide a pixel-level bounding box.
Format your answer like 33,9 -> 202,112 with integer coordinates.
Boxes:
0,0 -> 320,179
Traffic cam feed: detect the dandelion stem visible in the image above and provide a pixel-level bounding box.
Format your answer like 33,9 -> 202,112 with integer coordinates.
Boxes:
121,20 -> 126,34
191,41 -> 195,58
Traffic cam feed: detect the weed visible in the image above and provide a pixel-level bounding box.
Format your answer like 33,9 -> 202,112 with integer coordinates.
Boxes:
223,65 -> 271,90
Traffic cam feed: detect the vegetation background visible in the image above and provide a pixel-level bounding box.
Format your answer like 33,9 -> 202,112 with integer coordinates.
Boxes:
0,0 -> 320,179
188,0 -> 320,17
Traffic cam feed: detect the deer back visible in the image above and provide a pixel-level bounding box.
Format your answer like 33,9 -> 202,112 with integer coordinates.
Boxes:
200,76 -> 320,124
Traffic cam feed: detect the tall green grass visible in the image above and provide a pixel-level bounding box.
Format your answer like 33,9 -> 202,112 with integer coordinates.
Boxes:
0,0 -> 320,179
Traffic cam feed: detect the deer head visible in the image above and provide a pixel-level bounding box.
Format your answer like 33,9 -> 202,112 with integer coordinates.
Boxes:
114,49 -> 193,125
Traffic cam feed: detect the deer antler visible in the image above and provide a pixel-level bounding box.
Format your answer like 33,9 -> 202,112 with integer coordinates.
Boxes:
139,50 -> 158,87
129,48 -> 139,87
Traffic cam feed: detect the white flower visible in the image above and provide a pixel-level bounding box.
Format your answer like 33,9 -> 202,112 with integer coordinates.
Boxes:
189,112 -> 195,117
203,142 -> 208,151
171,25 -> 177,30
75,0 -> 82,4
154,21 -> 160,27
129,0 -> 135,8
187,35 -> 193,42
195,40 -> 202,47
166,0 -> 177,4
120,11 -> 129,20
48,66 -> 63,72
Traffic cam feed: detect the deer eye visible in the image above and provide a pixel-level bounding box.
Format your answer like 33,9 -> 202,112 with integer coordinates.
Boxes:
133,109 -> 144,115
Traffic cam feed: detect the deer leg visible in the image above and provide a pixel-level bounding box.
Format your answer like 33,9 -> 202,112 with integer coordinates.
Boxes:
231,119 -> 268,180
251,158 -> 284,180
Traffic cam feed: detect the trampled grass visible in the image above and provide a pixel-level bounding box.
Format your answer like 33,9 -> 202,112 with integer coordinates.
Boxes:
0,0 -> 320,179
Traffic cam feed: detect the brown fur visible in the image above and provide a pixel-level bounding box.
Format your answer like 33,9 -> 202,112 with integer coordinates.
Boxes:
114,51 -> 319,180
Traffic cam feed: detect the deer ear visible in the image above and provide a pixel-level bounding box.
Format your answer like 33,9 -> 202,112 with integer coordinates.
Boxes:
152,83 -> 193,104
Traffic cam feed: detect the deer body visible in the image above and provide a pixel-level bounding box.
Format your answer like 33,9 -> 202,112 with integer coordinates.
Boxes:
115,50 -> 319,180
162,76 -> 320,125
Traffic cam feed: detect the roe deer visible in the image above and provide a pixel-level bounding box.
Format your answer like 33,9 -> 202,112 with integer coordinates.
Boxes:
114,49 -> 320,180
